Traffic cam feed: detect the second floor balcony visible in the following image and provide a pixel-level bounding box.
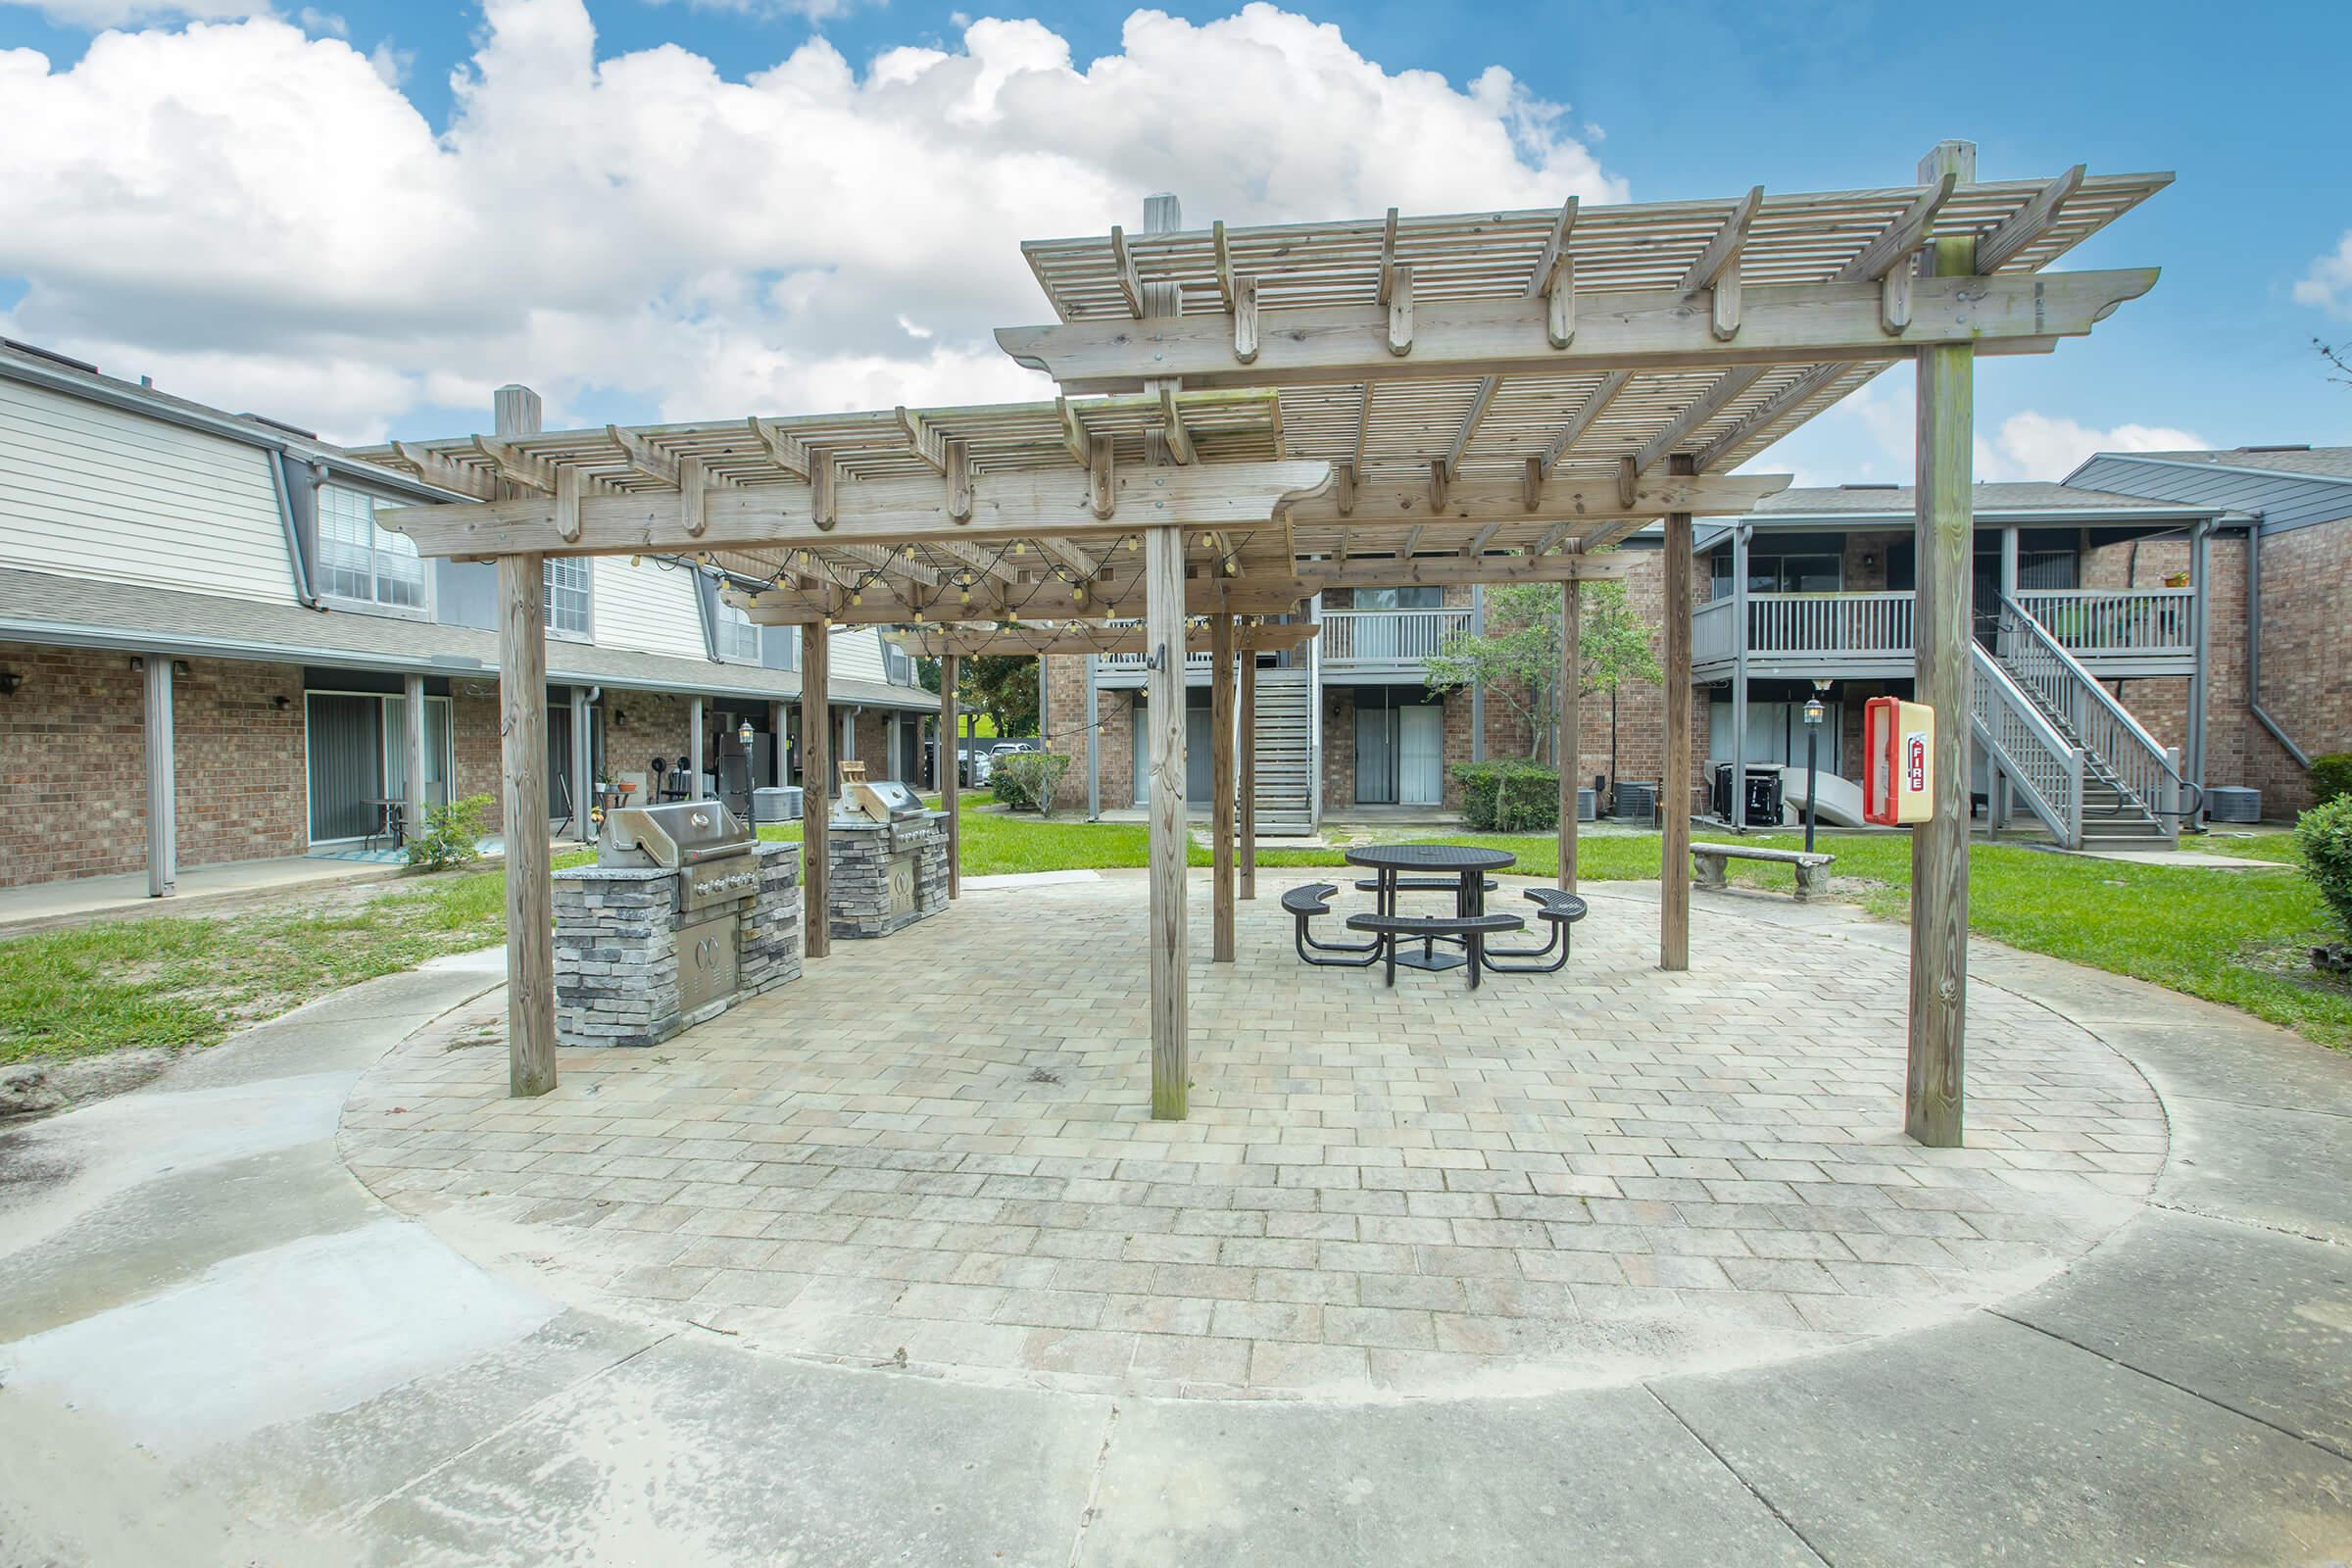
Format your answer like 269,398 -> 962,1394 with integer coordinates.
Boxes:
1694,587 -> 2197,680
1095,606 -> 1476,686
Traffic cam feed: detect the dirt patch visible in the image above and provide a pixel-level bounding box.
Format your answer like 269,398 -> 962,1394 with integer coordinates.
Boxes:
0,1048 -> 180,1122
2234,939 -> 2352,1001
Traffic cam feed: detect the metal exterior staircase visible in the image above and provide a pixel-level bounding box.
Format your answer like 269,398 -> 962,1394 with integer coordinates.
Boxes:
1969,596 -> 2191,850
1250,667 -> 1315,835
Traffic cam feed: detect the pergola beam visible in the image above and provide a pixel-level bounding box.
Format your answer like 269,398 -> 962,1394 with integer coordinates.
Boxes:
1284,471 -> 1789,531
378,461 -> 1334,558
1975,164 -> 2085,274
1632,366 -> 1768,475
998,268 -> 2158,391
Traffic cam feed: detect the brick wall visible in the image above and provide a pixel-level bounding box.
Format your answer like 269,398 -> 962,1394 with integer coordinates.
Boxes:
2242,523 -> 2351,812
0,643 -> 306,887
173,657 -> 307,867
1,643 -> 151,884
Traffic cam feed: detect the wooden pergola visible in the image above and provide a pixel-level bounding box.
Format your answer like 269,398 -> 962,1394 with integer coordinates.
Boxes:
368,141 -> 2166,1149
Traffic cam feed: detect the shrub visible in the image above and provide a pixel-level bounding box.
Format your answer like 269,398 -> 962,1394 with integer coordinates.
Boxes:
2309,753 -> 2352,808
2297,796 -> 2352,942
990,752 -> 1072,817
1449,760 -> 1560,833
406,794 -> 492,872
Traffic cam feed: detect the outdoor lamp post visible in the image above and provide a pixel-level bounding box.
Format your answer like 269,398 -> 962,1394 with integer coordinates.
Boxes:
1801,687 -> 1827,855
737,717 -> 755,753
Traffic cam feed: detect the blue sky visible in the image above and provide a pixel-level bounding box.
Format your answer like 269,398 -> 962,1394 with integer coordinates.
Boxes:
2,0 -> 2346,478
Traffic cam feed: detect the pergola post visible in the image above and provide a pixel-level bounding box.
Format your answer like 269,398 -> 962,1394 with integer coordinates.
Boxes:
491,383 -> 556,1099
1239,646 -> 1257,902
801,624 -> 831,959
141,654 -> 175,899
1210,611 -> 1238,961
403,672 -> 427,852
1907,138 -> 1977,1148
1730,522 -> 1751,830
1660,455 -> 1695,970
1146,523 -> 1189,1118
940,652 -> 961,899
1559,583 -> 1581,892
499,552 -> 558,1098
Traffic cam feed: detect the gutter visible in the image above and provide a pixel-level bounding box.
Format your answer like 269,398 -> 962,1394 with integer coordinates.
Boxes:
2244,524 -> 2313,770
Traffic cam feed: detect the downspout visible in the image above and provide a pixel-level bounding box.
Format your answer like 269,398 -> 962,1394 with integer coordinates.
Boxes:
1469,583 -> 1486,764
2187,521 -> 2209,795
1086,653 -> 1102,821
272,453 -> 320,609
2245,523 -> 2312,769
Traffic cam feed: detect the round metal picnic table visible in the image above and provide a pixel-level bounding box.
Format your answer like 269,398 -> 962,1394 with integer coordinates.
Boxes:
1343,844 -> 1517,972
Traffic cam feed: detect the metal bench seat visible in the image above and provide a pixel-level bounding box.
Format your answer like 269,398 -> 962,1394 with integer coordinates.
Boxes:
1345,910 -> 1525,989
1352,876 -> 1498,896
1483,888 -> 1589,974
1284,882 -> 1379,968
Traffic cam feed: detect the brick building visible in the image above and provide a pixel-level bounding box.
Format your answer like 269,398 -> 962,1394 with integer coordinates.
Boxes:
0,341 -> 937,893
1042,466 -> 2340,840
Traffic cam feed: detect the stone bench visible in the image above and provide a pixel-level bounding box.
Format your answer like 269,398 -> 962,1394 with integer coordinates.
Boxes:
1690,843 -> 1835,903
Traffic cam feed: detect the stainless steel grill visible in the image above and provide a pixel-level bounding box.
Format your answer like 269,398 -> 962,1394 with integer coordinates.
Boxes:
599,802 -> 761,1010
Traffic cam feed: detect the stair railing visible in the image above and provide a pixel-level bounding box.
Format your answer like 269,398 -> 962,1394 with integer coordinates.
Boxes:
1997,595 -> 2195,843
1968,643 -> 2084,848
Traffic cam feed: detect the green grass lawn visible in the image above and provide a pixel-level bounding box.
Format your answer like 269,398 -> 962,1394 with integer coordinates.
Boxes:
7,802 -> 2344,1065
0,848 -> 595,1065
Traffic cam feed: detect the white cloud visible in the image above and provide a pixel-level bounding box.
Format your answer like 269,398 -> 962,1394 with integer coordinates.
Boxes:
1974,412 -> 2206,482
2294,230 -> 2352,319
1740,371 -> 2208,489
0,3 -> 1623,443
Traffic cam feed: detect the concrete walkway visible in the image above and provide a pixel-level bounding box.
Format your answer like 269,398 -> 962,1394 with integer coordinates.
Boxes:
3,891 -> 2351,1565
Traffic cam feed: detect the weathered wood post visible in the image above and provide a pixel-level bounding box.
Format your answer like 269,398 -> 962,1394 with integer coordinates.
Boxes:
1146,525 -> 1189,1117
1730,521 -> 1751,829
1907,138 -> 1978,1148
1210,610 -> 1238,961
1559,581 -> 1582,892
498,558 -> 558,1098
940,652 -> 961,899
492,383 -> 557,1098
1239,641 -> 1257,901
800,624 -> 831,959
403,672 -> 427,853
1142,189 -> 1190,1118
1660,455 -> 1696,970
141,654 -> 175,899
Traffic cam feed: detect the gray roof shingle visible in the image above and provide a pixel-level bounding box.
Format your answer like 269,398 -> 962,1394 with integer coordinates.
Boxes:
0,567 -> 935,710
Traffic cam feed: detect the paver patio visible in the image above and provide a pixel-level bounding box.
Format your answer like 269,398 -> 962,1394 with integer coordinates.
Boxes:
342,873 -> 2162,1398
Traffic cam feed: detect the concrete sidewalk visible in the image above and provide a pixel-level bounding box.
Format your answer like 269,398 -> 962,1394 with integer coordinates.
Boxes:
3,903 -> 2351,1565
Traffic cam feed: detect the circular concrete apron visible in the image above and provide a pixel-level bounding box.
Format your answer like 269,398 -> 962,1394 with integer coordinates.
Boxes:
339,876 -> 2163,1400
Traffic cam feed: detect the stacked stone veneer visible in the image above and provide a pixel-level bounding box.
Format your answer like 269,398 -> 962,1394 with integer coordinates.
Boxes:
827,812 -> 950,940
553,841 -> 802,1047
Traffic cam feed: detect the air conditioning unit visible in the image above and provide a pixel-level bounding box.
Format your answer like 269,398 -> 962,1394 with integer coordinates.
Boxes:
1612,781 -> 1658,824
2205,786 -> 2261,824
754,786 -> 804,823
1577,787 -> 1597,822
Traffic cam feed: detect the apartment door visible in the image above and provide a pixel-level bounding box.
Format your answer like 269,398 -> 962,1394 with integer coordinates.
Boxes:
306,693 -> 384,843
1131,694 -> 1213,806
1398,705 -> 1444,806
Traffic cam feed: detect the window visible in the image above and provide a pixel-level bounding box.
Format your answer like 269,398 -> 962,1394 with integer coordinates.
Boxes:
317,485 -> 425,612
1353,586 -> 1444,611
716,599 -> 760,662
1712,534 -> 1843,596
543,558 -> 591,639
882,636 -> 913,685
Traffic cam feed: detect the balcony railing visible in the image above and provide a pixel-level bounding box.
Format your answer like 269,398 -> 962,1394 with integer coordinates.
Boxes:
1695,587 -> 2193,669
2011,588 -> 2194,661
1322,608 -> 1475,668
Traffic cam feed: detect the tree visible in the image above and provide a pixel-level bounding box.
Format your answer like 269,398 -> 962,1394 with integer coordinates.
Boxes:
2319,337 -> 2352,390
959,654 -> 1040,738
1421,580 -> 1661,763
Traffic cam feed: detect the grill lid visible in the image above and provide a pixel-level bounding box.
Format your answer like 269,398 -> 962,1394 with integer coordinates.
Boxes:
833,779 -> 926,824
602,801 -> 756,868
